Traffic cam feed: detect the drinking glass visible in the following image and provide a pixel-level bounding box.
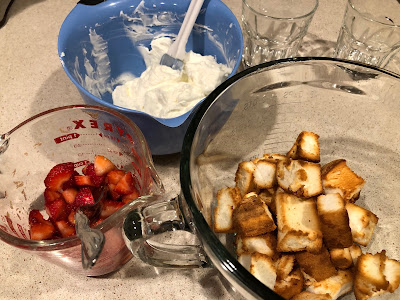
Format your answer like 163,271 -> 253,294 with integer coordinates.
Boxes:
241,0 -> 318,67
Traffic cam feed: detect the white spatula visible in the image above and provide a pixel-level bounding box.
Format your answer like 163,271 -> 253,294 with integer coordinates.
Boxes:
160,0 -> 205,70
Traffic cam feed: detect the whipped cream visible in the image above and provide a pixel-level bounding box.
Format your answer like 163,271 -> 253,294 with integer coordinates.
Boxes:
112,37 -> 232,118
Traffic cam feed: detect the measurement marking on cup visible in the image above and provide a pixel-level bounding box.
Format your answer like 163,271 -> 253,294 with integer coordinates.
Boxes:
54,133 -> 80,144
74,143 -> 104,148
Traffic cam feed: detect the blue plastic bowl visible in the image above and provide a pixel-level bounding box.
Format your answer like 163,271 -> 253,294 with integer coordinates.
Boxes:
58,0 -> 243,155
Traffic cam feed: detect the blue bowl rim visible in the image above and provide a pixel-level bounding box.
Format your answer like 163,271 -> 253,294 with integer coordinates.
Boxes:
57,0 -> 244,128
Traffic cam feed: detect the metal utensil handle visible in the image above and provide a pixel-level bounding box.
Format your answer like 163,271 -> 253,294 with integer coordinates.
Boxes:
123,195 -> 209,268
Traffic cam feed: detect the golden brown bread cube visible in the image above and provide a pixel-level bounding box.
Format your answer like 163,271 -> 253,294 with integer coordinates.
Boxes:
276,254 -> 296,280
252,159 -> 277,189
291,291 -> 332,300
346,202 -> 378,247
287,131 -> 320,163
321,159 -> 365,203
249,252 -> 277,289
213,186 -> 242,233
354,251 -> 400,300
235,161 -> 257,196
276,158 -> 323,198
235,233 -> 277,257
232,193 -> 276,236
316,193 -> 353,249
329,248 -> 353,270
304,269 -> 354,300
275,191 -> 323,253
295,245 -> 338,282
274,268 -> 304,300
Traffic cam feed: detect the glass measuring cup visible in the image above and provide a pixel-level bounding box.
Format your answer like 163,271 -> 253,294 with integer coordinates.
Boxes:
0,105 -> 163,276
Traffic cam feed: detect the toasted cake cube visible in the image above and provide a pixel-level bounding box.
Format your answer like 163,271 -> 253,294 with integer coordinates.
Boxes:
275,192 -> 322,253
346,203 -> 378,246
274,268 -> 304,300
237,253 -> 252,271
287,131 -> 320,163
233,193 -> 276,236
384,257 -> 400,293
329,248 -> 353,269
250,252 -> 277,289
263,153 -> 287,163
316,193 -> 353,249
258,189 -> 274,207
235,161 -> 257,196
349,243 -> 363,265
276,158 -> 323,198
214,187 -> 242,233
321,159 -> 365,203
237,233 -> 277,257
354,252 -> 389,300
253,159 -> 277,189
291,291 -> 332,300
305,270 -> 354,300
276,254 -> 296,280
295,245 -> 337,281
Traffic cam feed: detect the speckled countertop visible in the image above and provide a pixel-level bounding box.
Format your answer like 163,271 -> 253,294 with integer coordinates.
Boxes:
0,0 -> 388,299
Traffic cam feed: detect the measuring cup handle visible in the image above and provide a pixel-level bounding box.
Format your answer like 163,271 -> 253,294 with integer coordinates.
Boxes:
122,195 -> 209,268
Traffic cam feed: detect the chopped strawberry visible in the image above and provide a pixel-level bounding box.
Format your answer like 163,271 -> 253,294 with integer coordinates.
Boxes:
107,183 -> 121,200
67,210 -> 76,225
114,172 -> 136,195
74,175 -> 95,186
29,210 -> 56,240
55,220 -> 76,238
84,163 -> 105,187
46,199 -> 68,221
91,218 -> 105,227
94,155 -> 116,176
74,187 -> 95,207
62,171 -> 79,190
62,188 -> 78,204
30,223 -> 57,240
29,209 -> 47,225
106,169 -> 125,185
44,188 -> 61,204
100,200 -> 124,219
44,162 -> 75,191
121,188 -> 140,204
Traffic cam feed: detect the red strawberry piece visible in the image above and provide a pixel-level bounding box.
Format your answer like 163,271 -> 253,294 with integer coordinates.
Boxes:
94,155 -> 116,176
107,183 -> 121,201
100,200 -> 124,219
62,171 -> 79,190
62,188 -> 78,204
82,164 -> 89,175
45,198 -> 68,221
55,220 -> 76,238
74,175 -> 95,186
30,223 -> 57,240
67,210 -> 76,225
91,217 -> 105,227
121,188 -> 140,204
29,209 -> 47,225
84,163 -> 104,187
74,187 -> 95,207
114,172 -> 136,195
106,169 -> 125,185
44,188 -> 61,205
44,162 -> 75,191
29,210 -> 56,240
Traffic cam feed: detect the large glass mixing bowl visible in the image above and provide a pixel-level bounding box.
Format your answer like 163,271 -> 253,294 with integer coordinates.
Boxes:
179,57 -> 400,299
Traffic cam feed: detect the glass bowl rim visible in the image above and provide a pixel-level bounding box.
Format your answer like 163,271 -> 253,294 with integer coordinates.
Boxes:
179,56 -> 400,298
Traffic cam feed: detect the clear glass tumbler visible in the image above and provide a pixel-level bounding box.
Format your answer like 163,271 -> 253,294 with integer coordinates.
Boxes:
0,105 -> 163,276
334,0 -> 400,69
241,0 -> 318,68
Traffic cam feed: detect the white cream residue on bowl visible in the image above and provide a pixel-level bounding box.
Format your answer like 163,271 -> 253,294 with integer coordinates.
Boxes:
69,0 -> 235,108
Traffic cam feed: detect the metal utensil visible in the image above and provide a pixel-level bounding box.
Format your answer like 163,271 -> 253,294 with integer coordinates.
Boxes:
75,186 -> 107,270
160,0 -> 204,70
